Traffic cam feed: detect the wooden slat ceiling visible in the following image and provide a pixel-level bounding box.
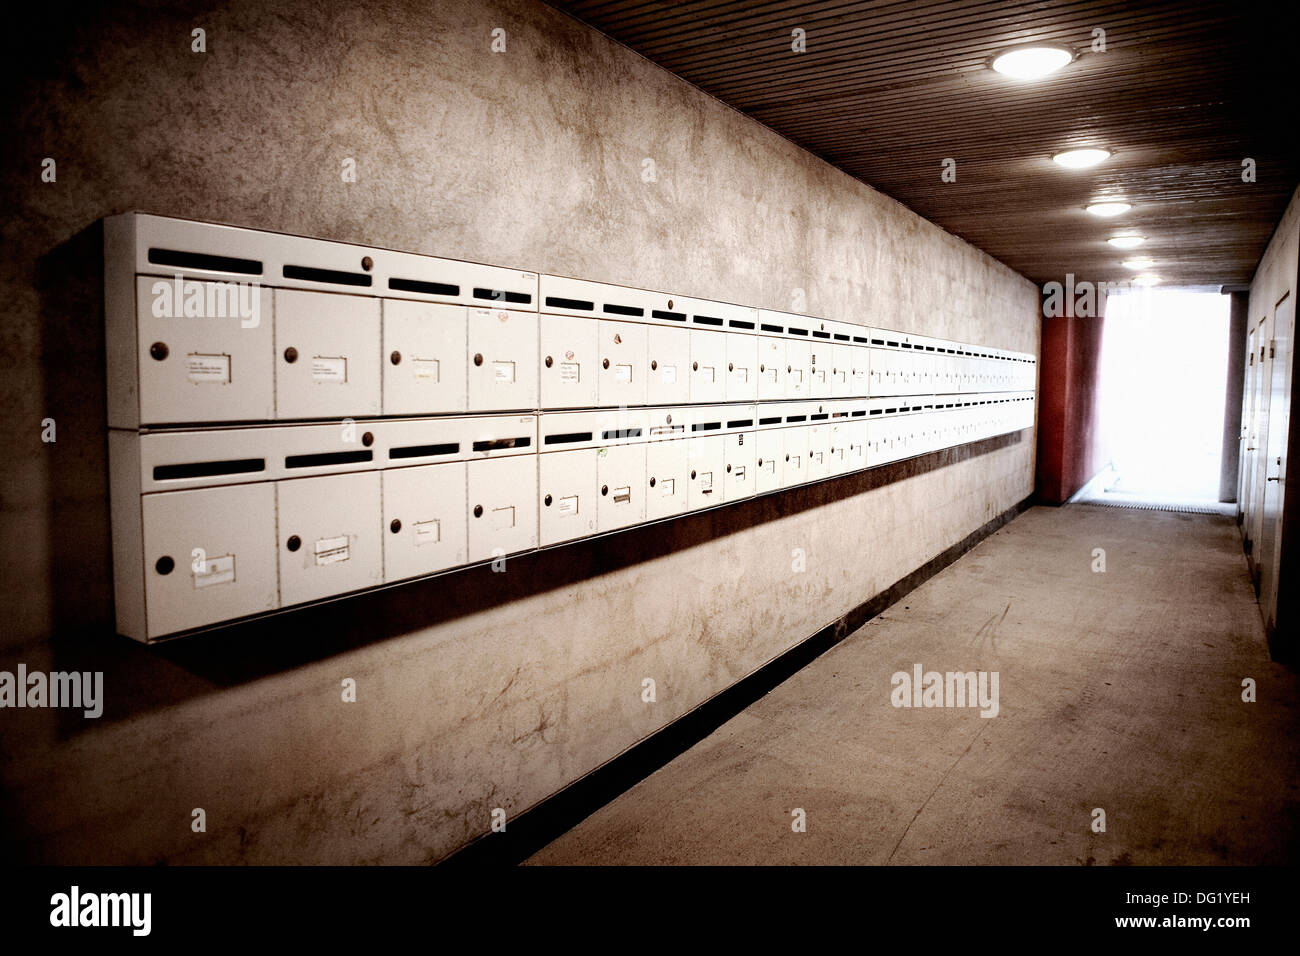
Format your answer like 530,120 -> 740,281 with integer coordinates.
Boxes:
548,0 -> 1299,289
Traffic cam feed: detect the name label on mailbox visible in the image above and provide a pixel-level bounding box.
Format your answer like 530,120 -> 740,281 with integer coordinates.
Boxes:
187,353 -> 231,385
314,535 -> 350,565
313,356 -> 348,384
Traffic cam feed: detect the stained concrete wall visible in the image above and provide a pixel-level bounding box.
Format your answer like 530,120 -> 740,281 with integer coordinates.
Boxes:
0,0 -> 1037,863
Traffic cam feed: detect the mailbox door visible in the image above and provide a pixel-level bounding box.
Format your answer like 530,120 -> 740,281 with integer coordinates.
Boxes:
645,439 -> 689,520
540,314 -> 599,410
725,333 -> 759,402
687,434 -> 726,509
136,277 -> 274,425
756,429 -> 784,493
539,448 -> 598,545
141,482 -> 278,637
846,420 -> 868,472
757,336 -> 785,401
275,289 -> 381,420
466,454 -> 539,560
830,344 -> 854,398
646,325 -> 690,406
277,471 -> 383,606
597,320 -> 648,407
785,339 -> 811,399
596,443 -> 647,532
467,308 -> 539,411
808,345 -> 831,399
849,345 -> 870,397
689,329 -> 727,404
723,431 -> 756,501
782,426 -> 809,487
806,422 -> 829,482
382,462 -> 467,582
382,299 -> 468,416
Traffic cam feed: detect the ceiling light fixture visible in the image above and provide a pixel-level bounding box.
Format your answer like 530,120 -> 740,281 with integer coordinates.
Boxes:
991,45 -> 1074,80
1086,202 -> 1131,217
1121,257 -> 1154,269
1131,274 -> 1161,286
1107,235 -> 1146,249
1052,148 -> 1111,169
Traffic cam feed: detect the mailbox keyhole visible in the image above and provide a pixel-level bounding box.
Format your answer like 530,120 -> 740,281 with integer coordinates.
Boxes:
361,256 -> 374,271
284,347 -> 299,363
760,364 -> 765,373
473,505 -> 484,518
544,356 -> 553,368
602,358 -> 610,369
544,494 -> 553,506
286,535 -> 301,552
362,432 -> 374,447
728,362 -> 734,372
601,485 -> 609,496
155,556 -> 174,575
726,464 -> 732,473
390,351 -> 402,365
390,519 -> 402,533
690,470 -> 697,479
149,342 -> 169,361
651,360 -> 658,371
649,477 -> 656,488
692,361 -> 699,371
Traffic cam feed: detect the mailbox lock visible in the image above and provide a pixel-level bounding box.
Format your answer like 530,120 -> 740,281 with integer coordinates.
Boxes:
787,365 -> 792,373
544,494 -> 553,506
362,431 -> 374,447
726,464 -> 732,473
390,351 -> 402,365
545,356 -> 553,368
651,360 -> 658,371
649,477 -> 656,487
785,454 -> 790,462
473,505 -> 484,518
390,519 -> 402,533
601,484 -> 609,496
728,362 -> 734,372
473,353 -> 484,366
149,341 -> 169,361
665,414 -> 672,424
690,470 -> 697,479
758,458 -> 764,466
760,364 -> 765,372
286,535 -> 301,552
284,347 -> 298,363
155,555 -> 174,575
602,358 -> 610,369
692,361 -> 699,371
361,256 -> 374,271
667,299 -> 674,309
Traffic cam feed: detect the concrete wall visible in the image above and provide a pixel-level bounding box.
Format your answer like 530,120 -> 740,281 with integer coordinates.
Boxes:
0,0 -> 1038,863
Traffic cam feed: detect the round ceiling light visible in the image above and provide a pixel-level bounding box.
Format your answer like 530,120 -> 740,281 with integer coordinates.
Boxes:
1131,274 -> 1161,286
1121,257 -> 1154,269
1086,202 -> 1132,217
1107,235 -> 1146,249
991,46 -> 1074,80
1053,148 -> 1111,169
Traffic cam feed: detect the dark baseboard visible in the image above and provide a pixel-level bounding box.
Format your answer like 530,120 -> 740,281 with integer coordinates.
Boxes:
439,492 -> 1036,867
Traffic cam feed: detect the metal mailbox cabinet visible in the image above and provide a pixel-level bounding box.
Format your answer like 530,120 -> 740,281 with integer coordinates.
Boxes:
539,448 -> 599,545
277,470 -> 383,606
467,307 -> 539,411
596,443 -> 647,533
687,433 -> 726,509
646,325 -> 690,406
275,289 -> 382,420
645,437 -> 689,521
140,482 -> 279,638
725,332 -> 759,402
540,313 -> 599,409
467,454 -> 538,561
382,462 -> 468,582
689,329 -> 727,405
382,299 -> 468,416
134,276 -> 275,425
597,319 -> 648,407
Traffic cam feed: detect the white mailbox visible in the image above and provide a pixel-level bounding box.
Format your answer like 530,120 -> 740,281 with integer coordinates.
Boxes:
689,329 -> 727,404
725,333 -> 758,402
646,325 -> 690,406
596,443 -> 647,532
467,307 -> 539,411
830,344 -> 854,398
134,277 -> 275,425
808,344 -> 832,399
382,299 -> 468,415
277,471 -> 383,606
597,319 -> 648,407
540,313 -> 599,409
806,420 -> 830,482
782,425 -> 809,487
687,433 -> 726,509
755,427 -> 784,493
467,454 -> 538,561
723,430 -> 756,500
140,482 -> 279,637
275,289 -> 382,420
646,438 -> 689,521
382,462 -> 468,582
757,336 -> 785,401
539,448 -> 599,545
785,338 -> 811,399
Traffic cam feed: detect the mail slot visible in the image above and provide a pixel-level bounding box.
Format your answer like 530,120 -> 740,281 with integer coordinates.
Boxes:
382,462 -> 467,582
597,319 -> 648,407
141,482 -> 278,637
540,313 -> 599,409
645,438 -> 688,521
755,428 -> 784,493
596,443 -> 647,532
723,430 -> 756,500
689,329 -> 727,404
782,425 -> 809,487
467,454 -> 538,560
646,325 -> 690,406
785,339 -> 811,399
757,336 -> 785,401
687,434 -> 726,509
725,332 -> 758,402
382,299 -> 468,416
275,289 -> 381,420
277,470 -> 383,606
135,276 -> 274,425
539,448 -> 598,545
467,307 -> 539,411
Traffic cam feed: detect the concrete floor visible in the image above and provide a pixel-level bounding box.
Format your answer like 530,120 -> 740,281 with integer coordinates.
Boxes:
527,504 -> 1300,865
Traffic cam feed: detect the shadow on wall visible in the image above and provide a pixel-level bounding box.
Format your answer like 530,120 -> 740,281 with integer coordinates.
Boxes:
37,221 -> 1024,734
